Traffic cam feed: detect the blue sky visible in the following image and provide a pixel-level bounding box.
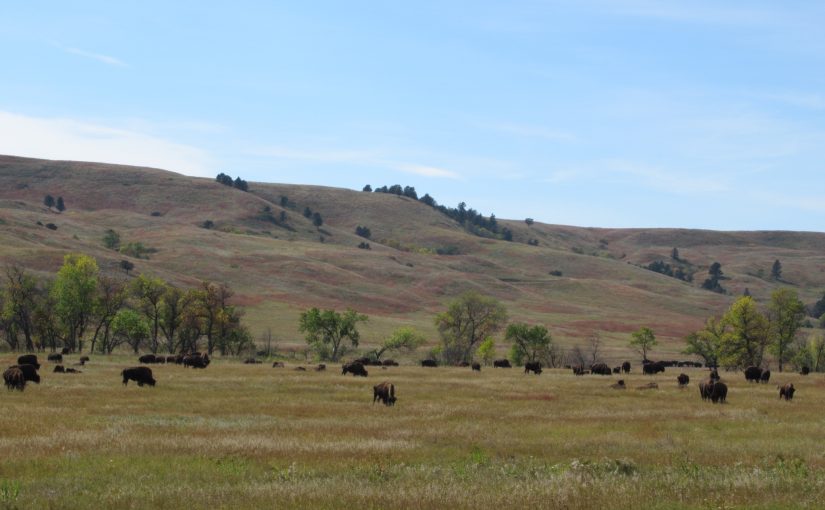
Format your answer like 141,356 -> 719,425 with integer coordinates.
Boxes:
1,1 -> 824,230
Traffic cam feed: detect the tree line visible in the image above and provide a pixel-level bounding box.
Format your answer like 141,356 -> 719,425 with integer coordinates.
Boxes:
0,254 -> 250,356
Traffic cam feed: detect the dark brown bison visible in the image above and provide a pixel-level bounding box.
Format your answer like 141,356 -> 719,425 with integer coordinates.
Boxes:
642,361 -> 666,375
493,359 -> 512,368
677,373 -> 690,387
800,366 -> 810,375
79,356 -> 90,365
61,347 -> 71,355
243,358 -> 262,364
13,364 -> 40,384
315,364 -> 326,371
272,361 -> 285,368
612,366 -> 621,374
138,354 -> 157,364
155,356 -> 166,364
779,383 -> 795,401
342,362 -> 368,377
382,359 -> 399,366
165,356 -> 177,364
64,367 -> 81,373
121,366 -> 156,387
744,366 -> 763,383
3,367 -> 26,391
760,369 -> 771,384
709,381 -> 727,403
471,362 -> 481,372
456,361 -> 470,367
420,359 -> 438,367
611,380 -> 626,389
524,361 -> 542,375
17,354 -> 40,370
572,365 -> 585,376
47,353 -> 63,363
373,381 -> 396,406
590,363 -> 611,375
54,365 -> 65,373
621,361 -> 631,373
294,366 -> 306,371
183,353 -> 210,369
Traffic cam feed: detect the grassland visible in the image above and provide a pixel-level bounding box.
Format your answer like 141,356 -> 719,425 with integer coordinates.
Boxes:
1,355 -> 824,509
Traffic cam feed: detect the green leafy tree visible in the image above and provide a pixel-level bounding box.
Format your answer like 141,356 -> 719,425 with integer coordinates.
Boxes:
720,296 -> 769,368
102,229 -> 121,250
158,286 -> 196,354
372,326 -> 425,360
506,323 -> 553,365
476,337 -> 496,365
88,276 -> 127,354
111,309 -> 150,354
131,274 -> 168,354
629,327 -> 658,361
298,308 -> 368,361
51,254 -> 99,352
684,316 -> 724,367
768,288 -> 805,372
771,259 -> 782,280
434,291 -> 507,364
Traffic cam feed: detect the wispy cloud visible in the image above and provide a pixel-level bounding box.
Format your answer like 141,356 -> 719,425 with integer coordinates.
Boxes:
393,163 -> 459,179
0,110 -> 214,177
63,46 -> 127,67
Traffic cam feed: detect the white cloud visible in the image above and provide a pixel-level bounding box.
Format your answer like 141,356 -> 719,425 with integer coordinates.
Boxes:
0,110 -> 215,177
393,163 -> 460,179
63,47 -> 127,67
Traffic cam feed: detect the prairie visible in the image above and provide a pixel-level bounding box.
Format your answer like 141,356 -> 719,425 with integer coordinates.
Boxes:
1,355 -> 823,509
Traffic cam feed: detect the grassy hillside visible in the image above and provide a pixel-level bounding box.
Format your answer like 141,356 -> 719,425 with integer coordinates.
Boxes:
1,155 -> 824,362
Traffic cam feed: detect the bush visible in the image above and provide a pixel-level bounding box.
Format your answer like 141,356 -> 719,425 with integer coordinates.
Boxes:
202,220 -> 215,229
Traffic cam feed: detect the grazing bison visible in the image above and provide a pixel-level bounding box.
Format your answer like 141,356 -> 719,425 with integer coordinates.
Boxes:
471,362 -> 481,372
65,368 -> 81,374
54,365 -> 65,373
493,359 -> 512,368
779,383 -> 795,401
621,361 -> 631,374
420,359 -> 438,368
590,363 -> 611,376
800,366 -> 810,375
642,361 -> 666,375
138,354 -> 157,364
611,380 -> 626,389
744,366 -> 763,383
79,356 -> 90,365
342,362 -> 368,377
677,373 -> 690,387
524,361 -> 542,375
47,353 -> 63,363
17,354 -> 40,370
243,358 -> 261,364
155,356 -> 166,364
760,370 -> 771,384
166,356 -> 177,364
572,365 -> 585,376
294,366 -> 307,371
709,381 -> 727,403
13,364 -> 40,384
272,361 -> 285,368
382,359 -> 399,367
637,382 -> 658,390
315,364 -> 326,371
121,366 -> 156,387
3,367 -> 26,391
613,366 -> 621,374
373,381 -> 396,406
183,353 -> 210,369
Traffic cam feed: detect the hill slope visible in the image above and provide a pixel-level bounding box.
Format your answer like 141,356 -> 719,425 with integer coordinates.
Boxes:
1,155 -> 823,360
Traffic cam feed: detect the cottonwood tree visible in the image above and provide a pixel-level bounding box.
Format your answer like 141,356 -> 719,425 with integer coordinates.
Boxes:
51,254 -> 99,352
629,327 -> 657,361
88,276 -> 127,354
110,309 -> 150,354
719,296 -> 769,368
684,316 -> 724,367
132,275 -> 167,354
299,308 -> 368,361
506,323 -> 553,365
158,286 -> 195,354
476,337 -> 496,365
370,326 -> 425,361
434,291 -> 507,364
768,288 -> 805,371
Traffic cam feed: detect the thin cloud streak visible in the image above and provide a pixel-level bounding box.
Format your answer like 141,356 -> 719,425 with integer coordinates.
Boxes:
63,46 -> 127,67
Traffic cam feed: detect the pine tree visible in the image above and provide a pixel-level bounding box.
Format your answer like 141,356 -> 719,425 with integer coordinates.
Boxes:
56,197 -> 66,212
44,195 -> 55,209
771,259 -> 782,280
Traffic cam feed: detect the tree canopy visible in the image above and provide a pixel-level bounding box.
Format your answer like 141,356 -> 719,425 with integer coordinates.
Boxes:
434,291 -> 507,364
299,308 -> 368,361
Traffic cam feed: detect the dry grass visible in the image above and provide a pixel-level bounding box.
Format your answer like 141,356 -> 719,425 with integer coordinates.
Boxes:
1,355 -> 824,509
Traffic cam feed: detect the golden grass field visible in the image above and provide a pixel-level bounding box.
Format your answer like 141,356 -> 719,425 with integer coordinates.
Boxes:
2,354 -> 824,509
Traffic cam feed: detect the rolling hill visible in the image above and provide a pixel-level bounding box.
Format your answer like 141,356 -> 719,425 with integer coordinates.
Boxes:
1,154 -> 823,361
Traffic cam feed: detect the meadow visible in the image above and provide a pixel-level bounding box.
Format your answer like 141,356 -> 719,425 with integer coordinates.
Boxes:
2,355 -> 824,509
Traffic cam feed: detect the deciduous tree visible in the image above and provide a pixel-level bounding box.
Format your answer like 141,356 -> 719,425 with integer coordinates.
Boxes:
299,308 -> 368,361
434,292 -> 507,364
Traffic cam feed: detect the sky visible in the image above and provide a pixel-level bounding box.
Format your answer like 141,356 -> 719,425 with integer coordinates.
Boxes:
1,1 -> 824,231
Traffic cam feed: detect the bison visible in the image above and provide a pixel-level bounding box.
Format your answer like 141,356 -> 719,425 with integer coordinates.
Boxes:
611,380 -> 626,389
79,356 -> 90,365
709,381 -> 727,403
17,354 -> 40,370
524,361 -> 542,375
493,359 -> 512,368
272,361 -> 285,368
677,373 -> 690,387
243,358 -> 261,364
612,366 -> 621,374
420,359 -> 438,368
590,363 -> 611,376
642,361 -> 666,375
138,354 -> 157,364
572,365 -> 586,376
61,347 -> 71,355
12,364 -> 40,384
373,381 -> 396,406
621,361 -> 631,374
183,353 -> 210,369
800,366 -> 810,375
637,382 -> 658,390
709,369 -> 720,382
744,366 -> 763,383
3,367 -> 26,391
47,353 -> 63,363
760,369 -> 771,384
315,364 -> 326,371
382,359 -> 399,367
54,365 -> 65,373
342,362 -> 368,377
121,366 -> 156,387
471,362 -> 481,372
779,383 -> 795,401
